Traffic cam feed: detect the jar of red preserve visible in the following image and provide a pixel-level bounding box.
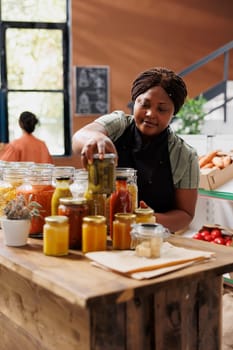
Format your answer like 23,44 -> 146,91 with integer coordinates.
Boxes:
58,197 -> 89,249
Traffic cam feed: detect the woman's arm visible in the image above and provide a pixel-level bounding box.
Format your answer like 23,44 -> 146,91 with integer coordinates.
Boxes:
72,122 -> 118,167
140,188 -> 198,233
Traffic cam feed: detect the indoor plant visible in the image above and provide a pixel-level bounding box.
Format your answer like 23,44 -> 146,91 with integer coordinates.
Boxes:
1,194 -> 42,246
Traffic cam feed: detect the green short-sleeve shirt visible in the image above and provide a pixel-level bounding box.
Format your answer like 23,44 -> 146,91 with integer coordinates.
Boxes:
96,110 -> 200,189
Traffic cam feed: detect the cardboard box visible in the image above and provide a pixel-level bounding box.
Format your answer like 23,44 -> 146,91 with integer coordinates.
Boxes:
199,162 -> 233,190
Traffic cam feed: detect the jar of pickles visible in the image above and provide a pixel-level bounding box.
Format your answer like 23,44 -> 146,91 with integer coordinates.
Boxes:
112,213 -> 136,250
82,215 -> 107,253
58,197 -> 89,249
134,207 -> 156,224
43,215 -> 69,256
87,153 -> 116,195
16,166 -> 55,235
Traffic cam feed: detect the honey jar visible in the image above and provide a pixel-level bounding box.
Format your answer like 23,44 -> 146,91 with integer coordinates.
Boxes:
43,215 -> 69,256
112,213 -> 136,250
134,207 -> 156,224
82,215 -> 107,253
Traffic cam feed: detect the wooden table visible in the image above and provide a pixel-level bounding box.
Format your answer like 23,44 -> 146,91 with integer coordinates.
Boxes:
0,232 -> 233,350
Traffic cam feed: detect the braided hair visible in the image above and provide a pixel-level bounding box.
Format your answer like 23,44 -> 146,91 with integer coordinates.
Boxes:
131,67 -> 187,115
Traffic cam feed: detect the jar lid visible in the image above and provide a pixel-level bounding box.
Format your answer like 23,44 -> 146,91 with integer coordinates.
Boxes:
114,213 -> 136,221
83,215 -> 106,224
93,153 -> 116,159
134,207 -> 154,216
45,215 -> 68,224
130,223 -> 170,239
59,197 -> 88,205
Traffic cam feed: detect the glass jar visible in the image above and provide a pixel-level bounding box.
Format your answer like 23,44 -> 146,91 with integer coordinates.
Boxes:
87,153 -> 116,195
51,177 -> 72,215
109,176 -> 132,238
52,166 -> 75,186
82,215 -> 107,253
70,168 -> 88,198
116,167 -> 138,211
130,223 -> 170,258
43,215 -> 69,256
112,213 -> 136,250
58,197 -> 89,249
0,166 -> 29,216
16,166 -> 55,235
134,207 -> 155,224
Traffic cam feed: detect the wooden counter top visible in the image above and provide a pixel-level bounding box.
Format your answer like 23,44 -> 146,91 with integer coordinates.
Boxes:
0,231 -> 233,309
1,230 -> 233,349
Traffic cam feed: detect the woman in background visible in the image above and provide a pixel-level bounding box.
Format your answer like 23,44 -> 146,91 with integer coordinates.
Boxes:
0,111 -> 53,164
72,67 -> 200,233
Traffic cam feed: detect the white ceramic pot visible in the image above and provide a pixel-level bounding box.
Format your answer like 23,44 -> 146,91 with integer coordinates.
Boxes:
1,218 -> 31,247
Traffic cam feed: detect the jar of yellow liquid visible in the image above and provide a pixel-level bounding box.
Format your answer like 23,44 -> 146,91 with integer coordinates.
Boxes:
82,215 -> 107,253
43,216 -> 69,256
112,213 -> 136,250
51,177 -> 72,215
134,207 -> 156,224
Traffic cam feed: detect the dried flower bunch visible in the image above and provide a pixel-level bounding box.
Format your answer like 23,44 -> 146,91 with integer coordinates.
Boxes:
4,194 -> 42,220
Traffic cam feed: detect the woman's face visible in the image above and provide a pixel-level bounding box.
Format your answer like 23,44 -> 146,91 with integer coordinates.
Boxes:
133,86 -> 175,137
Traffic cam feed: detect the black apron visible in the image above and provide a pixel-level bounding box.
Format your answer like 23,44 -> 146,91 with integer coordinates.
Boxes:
114,122 -> 175,212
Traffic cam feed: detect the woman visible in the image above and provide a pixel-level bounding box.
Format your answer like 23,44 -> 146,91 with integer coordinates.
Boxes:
0,111 -> 53,164
72,67 -> 200,232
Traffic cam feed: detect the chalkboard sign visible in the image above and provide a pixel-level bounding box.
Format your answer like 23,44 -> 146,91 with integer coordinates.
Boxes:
75,66 -> 109,115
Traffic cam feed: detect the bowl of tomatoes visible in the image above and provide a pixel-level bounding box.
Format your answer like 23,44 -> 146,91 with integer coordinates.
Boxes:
192,224 -> 233,246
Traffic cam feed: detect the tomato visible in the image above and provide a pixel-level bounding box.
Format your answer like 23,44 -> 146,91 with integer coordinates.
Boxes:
203,233 -> 213,242
200,230 -> 210,238
210,228 -> 222,239
225,238 -> 233,246
193,232 -> 204,240
213,237 -> 225,245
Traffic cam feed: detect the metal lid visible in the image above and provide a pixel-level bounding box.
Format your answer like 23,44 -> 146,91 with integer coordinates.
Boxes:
82,215 -> 106,224
59,197 -> 88,205
93,153 -> 116,159
114,213 -> 136,221
134,207 -> 154,216
45,215 -> 68,224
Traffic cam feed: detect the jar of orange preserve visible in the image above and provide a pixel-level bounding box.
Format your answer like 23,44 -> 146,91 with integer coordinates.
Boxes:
43,215 -> 69,256
82,215 -> 107,253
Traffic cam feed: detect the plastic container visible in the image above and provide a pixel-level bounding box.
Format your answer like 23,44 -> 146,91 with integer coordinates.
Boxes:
130,223 -> 170,258
82,215 -> 107,253
43,215 -> 69,256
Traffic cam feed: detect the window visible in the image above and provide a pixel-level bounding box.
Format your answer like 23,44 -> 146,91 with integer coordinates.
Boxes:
0,0 -> 71,156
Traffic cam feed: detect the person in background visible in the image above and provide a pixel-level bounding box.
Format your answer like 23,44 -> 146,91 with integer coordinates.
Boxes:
0,111 -> 53,164
72,67 -> 200,233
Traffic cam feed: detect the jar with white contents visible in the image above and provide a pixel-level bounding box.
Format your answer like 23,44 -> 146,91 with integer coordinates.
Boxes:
130,223 -> 170,258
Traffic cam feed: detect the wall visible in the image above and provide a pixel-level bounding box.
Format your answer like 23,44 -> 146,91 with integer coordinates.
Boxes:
53,0 -> 233,167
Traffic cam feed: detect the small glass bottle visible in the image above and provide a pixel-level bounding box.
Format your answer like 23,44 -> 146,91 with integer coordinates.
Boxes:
43,215 -> 69,256
51,177 -> 72,215
134,207 -> 156,224
58,197 -> 89,249
112,213 -> 136,250
116,167 -> 138,211
70,168 -> 88,198
109,176 -> 132,238
82,215 -> 107,253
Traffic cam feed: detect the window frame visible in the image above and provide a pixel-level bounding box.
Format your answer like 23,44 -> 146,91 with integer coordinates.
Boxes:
0,4 -> 71,156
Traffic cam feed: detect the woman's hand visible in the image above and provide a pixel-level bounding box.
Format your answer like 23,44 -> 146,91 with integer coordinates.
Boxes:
72,122 -> 118,168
